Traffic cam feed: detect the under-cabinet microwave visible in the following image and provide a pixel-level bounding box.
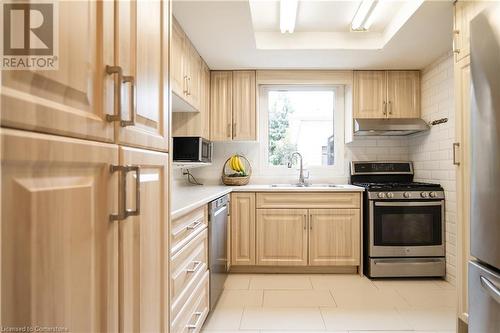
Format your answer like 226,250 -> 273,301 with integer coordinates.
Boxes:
173,137 -> 212,163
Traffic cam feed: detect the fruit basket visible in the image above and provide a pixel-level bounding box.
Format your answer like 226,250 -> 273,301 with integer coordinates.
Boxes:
221,154 -> 252,186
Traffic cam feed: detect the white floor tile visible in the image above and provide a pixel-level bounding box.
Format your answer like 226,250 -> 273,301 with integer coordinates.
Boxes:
310,274 -> 377,292
331,286 -> 410,308
202,307 -> 244,331
216,290 -> 263,307
249,274 -> 313,290
373,278 -> 445,293
396,288 -> 456,308
321,306 -> 412,331
263,289 -> 336,307
240,307 -> 325,330
398,307 -> 457,331
223,274 -> 251,290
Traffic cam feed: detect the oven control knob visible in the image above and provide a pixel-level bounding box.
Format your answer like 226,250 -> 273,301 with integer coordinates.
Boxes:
386,192 -> 394,199
429,191 -> 437,198
403,192 -> 411,198
378,192 -> 385,198
420,192 -> 429,198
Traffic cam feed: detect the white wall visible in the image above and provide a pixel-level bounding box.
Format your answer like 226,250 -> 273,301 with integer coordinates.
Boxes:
409,53 -> 456,284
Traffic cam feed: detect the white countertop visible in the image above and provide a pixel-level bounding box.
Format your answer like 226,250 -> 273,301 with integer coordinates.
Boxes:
171,184 -> 364,219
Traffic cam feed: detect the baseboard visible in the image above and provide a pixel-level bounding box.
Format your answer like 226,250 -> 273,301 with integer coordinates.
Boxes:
229,265 -> 359,274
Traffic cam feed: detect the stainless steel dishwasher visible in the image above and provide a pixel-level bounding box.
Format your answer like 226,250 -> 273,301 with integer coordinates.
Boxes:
208,194 -> 229,310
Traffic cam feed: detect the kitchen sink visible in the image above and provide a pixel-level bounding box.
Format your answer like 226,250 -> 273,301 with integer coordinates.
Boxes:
270,183 -> 340,188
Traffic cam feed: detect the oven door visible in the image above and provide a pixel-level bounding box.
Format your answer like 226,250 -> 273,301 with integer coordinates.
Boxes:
369,200 -> 445,257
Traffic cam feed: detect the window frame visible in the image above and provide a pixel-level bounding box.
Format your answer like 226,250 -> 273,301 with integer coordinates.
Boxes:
259,84 -> 346,177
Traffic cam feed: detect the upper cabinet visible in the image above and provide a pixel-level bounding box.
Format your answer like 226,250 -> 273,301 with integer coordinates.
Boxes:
1,1 -> 115,143
353,70 -> 420,119
171,17 -> 202,112
114,0 -> 169,151
1,0 -> 169,152
210,70 -> 257,142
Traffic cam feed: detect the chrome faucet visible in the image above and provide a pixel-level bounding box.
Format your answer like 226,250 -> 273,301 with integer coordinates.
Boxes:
288,152 -> 308,186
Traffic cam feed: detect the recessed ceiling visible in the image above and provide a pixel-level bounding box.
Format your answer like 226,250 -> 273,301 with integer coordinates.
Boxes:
173,0 -> 453,70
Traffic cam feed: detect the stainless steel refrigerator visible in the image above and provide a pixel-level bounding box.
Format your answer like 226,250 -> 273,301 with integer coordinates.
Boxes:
469,4 -> 500,332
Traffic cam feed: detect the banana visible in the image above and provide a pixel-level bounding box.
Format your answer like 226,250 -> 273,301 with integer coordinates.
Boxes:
229,156 -> 236,171
236,156 -> 245,173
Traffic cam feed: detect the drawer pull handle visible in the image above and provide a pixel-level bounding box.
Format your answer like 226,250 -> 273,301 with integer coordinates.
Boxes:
186,261 -> 202,273
186,311 -> 203,330
186,219 -> 203,230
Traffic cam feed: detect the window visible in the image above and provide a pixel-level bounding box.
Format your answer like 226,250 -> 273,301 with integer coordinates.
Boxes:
260,85 -> 345,175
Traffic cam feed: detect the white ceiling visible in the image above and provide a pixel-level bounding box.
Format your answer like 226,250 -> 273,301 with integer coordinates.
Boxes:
173,0 -> 454,70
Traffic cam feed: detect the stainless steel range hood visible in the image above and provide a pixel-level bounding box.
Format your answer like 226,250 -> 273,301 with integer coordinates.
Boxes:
354,118 -> 430,136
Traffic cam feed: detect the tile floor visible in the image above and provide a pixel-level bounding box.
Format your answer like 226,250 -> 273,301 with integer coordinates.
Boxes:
201,274 -> 457,333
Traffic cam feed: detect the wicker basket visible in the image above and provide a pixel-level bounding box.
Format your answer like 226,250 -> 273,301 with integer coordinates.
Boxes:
221,155 -> 252,186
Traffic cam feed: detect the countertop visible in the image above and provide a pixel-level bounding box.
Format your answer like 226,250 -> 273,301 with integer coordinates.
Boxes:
171,184 -> 364,219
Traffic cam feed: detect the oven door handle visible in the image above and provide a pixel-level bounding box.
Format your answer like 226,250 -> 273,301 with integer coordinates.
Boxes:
374,201 -> 443,207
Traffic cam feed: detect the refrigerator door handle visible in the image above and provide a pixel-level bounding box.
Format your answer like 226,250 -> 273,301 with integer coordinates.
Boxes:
480,275 -> 500,305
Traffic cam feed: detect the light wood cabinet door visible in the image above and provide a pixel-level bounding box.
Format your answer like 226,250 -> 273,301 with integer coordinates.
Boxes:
256,209 -> 308,266
387,71 -> 420,118
231,193 -> 256,266
118,146 -> 169,333
171,61 -> 210,139
210,71 -> 233,141
1,1 -> 115,143
353,71 -> 387,119
115,0 -> 169,151
186,43 -> 202,111
309,209 -> 360,266
1,129 -> 119,332
171,17 -> 186,98
232,71 -> 256,141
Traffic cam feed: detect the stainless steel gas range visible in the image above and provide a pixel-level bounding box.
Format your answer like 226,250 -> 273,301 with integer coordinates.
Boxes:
350,161 -> 446,278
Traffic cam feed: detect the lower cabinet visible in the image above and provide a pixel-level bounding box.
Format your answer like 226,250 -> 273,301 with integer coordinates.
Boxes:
256,209 -> 308,266
309,209 -> 360,266
232,192 -> 362,269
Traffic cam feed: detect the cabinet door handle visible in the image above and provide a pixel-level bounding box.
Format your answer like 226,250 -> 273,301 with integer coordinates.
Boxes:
388,101 -> 393,115
106,65 -> 123,122
383,101 -> 387,116
227,123 -> 231,138
183,75 -> 188,94
186,311 -> 203,330
120,75 -> 136,127
310,215 -> 313,230
453,142 -> 460,166
453,30 -> 460,55
303,214 -> 307,230
186,261 -> 202,273
186,218 -> 203,230
232,123 -> 236,138
109,165 -> 141,221
187,76 -> 191,96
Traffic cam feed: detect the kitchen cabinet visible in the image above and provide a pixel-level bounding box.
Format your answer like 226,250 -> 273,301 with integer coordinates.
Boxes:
354,70 -> 420,119
171,17 -> 202,112
1,129 -> 119,332
231,193 -> 256,266
172,61 -> 210,139
232,71 -> 257,140
119,146 -> 169,332
453,1 -> 491,64
1,0 -> 170,152
256,209 -> 308,266
210,71 -> 257,141
309,209 -> 360,266
1,0 -> 115,143
114,0 -> 169,151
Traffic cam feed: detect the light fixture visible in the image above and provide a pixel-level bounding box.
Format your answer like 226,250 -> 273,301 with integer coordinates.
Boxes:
280,0 -> 298,33
351,0 -> 379,31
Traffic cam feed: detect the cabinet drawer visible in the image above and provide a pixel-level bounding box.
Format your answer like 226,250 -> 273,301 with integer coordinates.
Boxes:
171,270 -> 210,333
171,205 -> 207,254
171,229 -> 208,317
256,192 -> 360,209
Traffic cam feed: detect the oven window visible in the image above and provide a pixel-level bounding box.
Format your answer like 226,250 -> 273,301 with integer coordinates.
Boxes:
373,203 -> 443,246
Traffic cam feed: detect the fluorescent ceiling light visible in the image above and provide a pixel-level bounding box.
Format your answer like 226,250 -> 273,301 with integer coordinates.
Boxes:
352,0 -> 379,31
280,0 -> 298,33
